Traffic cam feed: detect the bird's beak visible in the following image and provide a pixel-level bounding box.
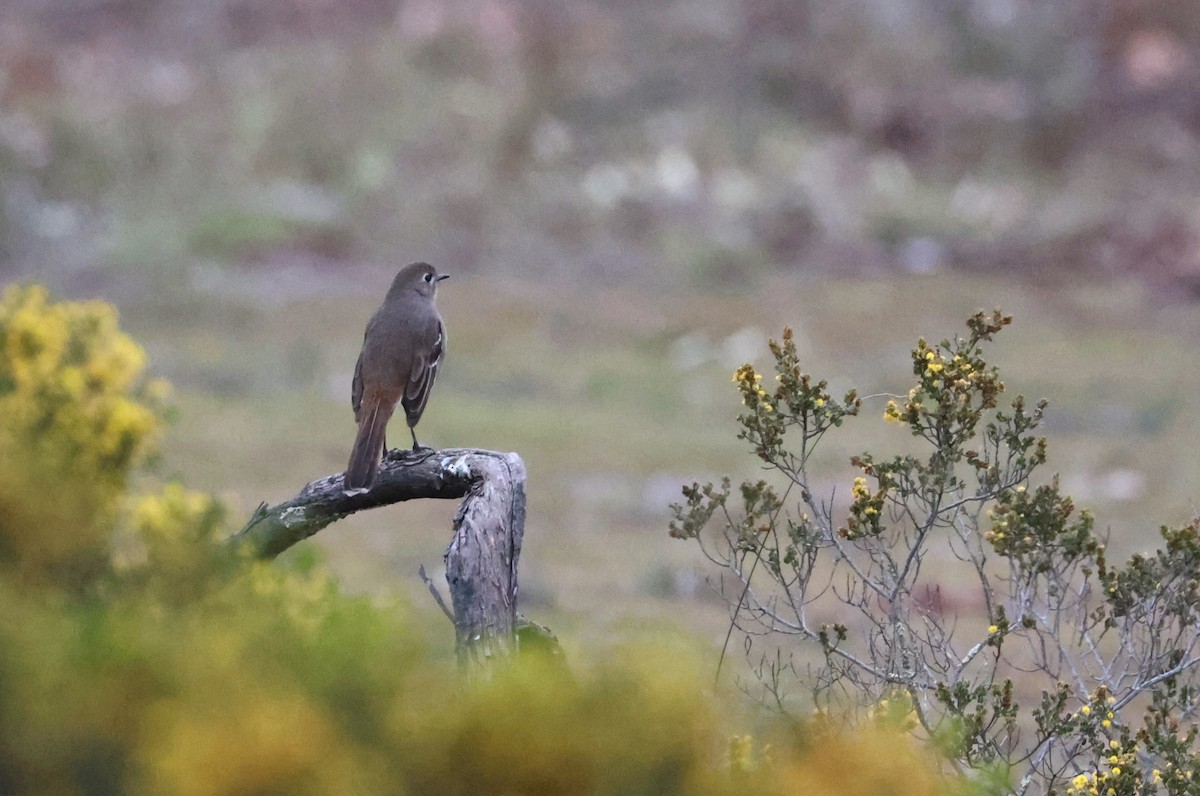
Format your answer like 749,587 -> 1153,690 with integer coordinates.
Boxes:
436,274 -> 450,282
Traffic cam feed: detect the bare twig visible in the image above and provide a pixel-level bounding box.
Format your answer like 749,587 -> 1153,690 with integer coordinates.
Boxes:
419,564 -> 455,622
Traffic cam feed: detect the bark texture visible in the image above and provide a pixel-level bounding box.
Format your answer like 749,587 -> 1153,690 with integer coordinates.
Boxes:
232,447 -> 526,666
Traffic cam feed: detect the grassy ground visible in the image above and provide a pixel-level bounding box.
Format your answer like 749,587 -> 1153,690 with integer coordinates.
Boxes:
117,267 -> 1200,670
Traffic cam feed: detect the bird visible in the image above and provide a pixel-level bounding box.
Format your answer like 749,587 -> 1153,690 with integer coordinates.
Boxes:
344,262 -> 448,494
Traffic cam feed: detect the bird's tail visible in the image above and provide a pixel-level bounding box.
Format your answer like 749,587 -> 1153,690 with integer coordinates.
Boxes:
345,399 -> 392,492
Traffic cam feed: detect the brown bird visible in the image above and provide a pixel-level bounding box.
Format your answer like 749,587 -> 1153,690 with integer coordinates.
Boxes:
344,262 -> 448,494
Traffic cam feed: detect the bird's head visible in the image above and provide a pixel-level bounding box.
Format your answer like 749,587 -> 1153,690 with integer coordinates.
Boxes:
390,262 -> 449,301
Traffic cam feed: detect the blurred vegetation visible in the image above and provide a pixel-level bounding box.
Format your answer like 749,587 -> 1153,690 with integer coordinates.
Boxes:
0,283 -> 166,585
2,0 -> 1200,287
0,287 -> 991,794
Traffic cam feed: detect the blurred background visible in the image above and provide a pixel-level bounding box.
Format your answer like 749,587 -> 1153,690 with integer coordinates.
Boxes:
3,0 -> 1200,654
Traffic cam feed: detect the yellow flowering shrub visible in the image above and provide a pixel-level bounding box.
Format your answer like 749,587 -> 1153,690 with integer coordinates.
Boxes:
0,284 -> 166,583
0,560 -> 975,795
110,482 -> 227,601
780,726 -> 944,796
673,310 -> 1200,791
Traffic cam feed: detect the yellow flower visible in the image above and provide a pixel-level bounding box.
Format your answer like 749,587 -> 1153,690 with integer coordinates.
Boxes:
926,362 -> 943,373
728,734 -> 754,773
987,625 -> 999,634
59,365 -> 85,397
814,398 -> 825,408
1102,719 -> 1111,728
1080,706 -> 1091,715
1108,740 -> 1119,750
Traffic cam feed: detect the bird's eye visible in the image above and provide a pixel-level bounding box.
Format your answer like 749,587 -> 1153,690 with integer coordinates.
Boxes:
424,273 -> 433,283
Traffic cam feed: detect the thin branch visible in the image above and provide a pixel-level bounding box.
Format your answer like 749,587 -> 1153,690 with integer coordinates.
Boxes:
418,564 -> 455,622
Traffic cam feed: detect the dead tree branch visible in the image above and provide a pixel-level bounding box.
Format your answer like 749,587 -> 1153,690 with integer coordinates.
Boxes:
231,447 -> 528,667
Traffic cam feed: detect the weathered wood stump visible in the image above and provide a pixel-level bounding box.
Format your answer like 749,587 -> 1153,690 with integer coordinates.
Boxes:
232,447 -> 528,668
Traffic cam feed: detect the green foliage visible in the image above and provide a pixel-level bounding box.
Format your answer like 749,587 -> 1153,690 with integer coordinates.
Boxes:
0,286 -> 969,795
673,310 -> 1200,793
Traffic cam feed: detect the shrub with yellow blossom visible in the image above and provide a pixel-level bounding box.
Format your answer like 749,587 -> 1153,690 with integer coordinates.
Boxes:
730,327 -> 860,464
672,310 -> 1200,793
0,283 -> 167,584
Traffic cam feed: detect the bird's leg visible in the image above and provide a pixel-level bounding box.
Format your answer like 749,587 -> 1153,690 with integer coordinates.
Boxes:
409,427 -> 432,453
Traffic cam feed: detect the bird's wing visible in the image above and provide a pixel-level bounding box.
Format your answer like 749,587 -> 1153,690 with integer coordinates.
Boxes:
352,310 -> 387,419
402,318 -> 445,423
351,349 -> 365,420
